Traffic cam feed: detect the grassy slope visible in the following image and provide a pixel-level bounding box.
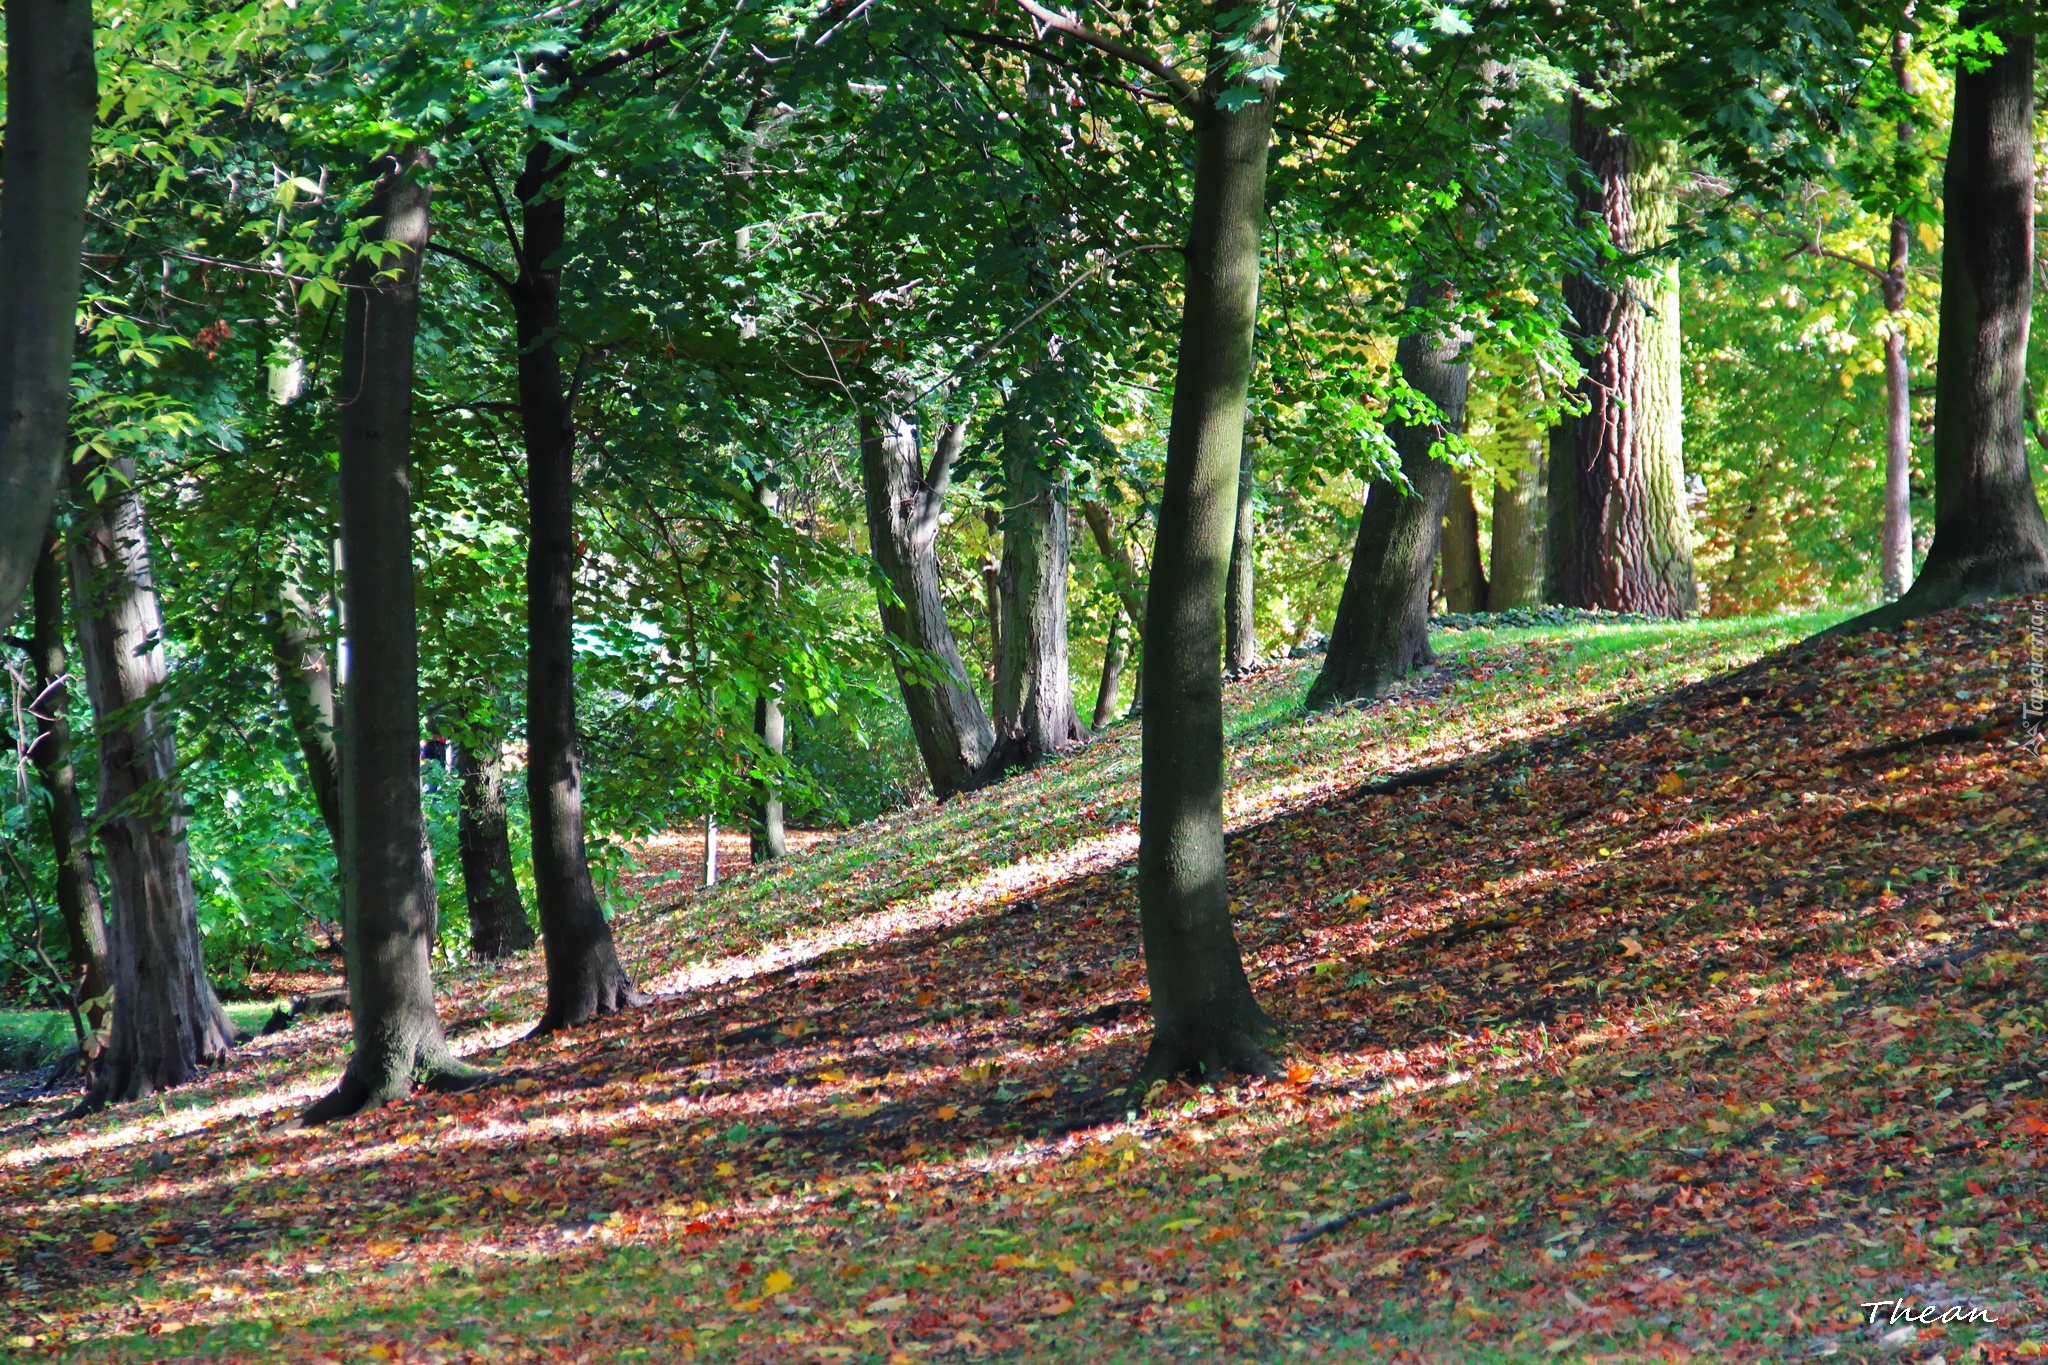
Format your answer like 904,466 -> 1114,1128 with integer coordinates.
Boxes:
5,605 -> 2048,1362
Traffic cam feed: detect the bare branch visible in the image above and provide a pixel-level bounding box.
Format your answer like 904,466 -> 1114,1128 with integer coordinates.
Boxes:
1009,0 -> 1198,109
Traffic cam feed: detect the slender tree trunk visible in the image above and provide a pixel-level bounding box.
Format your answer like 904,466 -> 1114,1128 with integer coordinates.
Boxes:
1092,610 -> 1128,731
1545,105 -> 1696,616
1307,323 -> 1471,710
1880,29 -> 1918,601
0,0 -> 95,634
1839,16 -> 2047,630
510,145 -> 644,1029
1489,439 -> 1546,608
749,480 -> 788,863
1137,56 -> 1280,1084
1223,430 -> 1259,673
702,814 -> 718,887
991,420 -> 1085,769
67,459 -> 235,1111
269,578 -> 343,857
860,409 -> 996,797
1082,499 -> 1148,640
980,505 -> 1003,691
28,532 -> 108,1035
304,153 -> 480,1122
1440,468 -> 1489,612
454,739 -> 532,960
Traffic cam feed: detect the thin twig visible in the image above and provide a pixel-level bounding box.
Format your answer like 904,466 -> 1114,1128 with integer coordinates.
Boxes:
1281,1192 -> 1413,1244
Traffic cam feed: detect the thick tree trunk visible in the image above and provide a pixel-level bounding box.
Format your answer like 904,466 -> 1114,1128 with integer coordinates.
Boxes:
1223,430 -> 1259,673
269,578 -> 342,857
304,153 -> 480,1122
0,0 -> 95,634
1838,18 -> 2048,630
1307,324 -> 1471,710
1879,30 -> 1917,601
1092,610 -> 1128,731
28,532 -> 108,1036
1440,468 -> 1488,612
1137,63 -> 1279,1084
1545,106 -> 1696,616
750,692 -> 786,862
67,460 -> 235,1111
860,410 -> 996,797
1489,439 -> 1546,609
991,421 -> 1085,769
511,145 -> 644,1029
454,739 -> 532,960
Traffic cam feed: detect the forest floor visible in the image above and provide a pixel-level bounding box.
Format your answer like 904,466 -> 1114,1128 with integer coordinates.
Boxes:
4,602 -> 2047,1363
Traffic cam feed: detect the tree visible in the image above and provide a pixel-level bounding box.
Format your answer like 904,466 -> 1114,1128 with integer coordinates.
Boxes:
0,0 -> 96,634
1223,431 -> 1259,673
268,578 -> 342,857
991,416 -> 1086,766
1488,446 -> 1546,609
1440,469 -> 1488,612
304,154 -> 482,1122
452,737 -> 533,960
750,480 -> 788,863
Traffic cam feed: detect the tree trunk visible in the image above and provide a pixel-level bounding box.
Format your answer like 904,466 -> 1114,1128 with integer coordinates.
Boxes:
454,739 -> 532,960
304,152 -> 480,1123
1307,323 -> 1471,710
0,0 -> 95,635
1082,499 -> 1148,641
1137,60 -> 1279,1085
28,531 -> 108,1036
1223,430 -> 1259,673
1092,610 -> 1127,731
269,577 -> 342,857
991,420 -> 1085,768
860,409 -> 996,797
1489,439 -> 1546,609
1545,105 -> 1697,616
1879,29 -> 1917,601
750,691 -> 786,862
1838,16 -> 2048,630
511,144 -> 645,1030
980,506 -> 1003,690
1440,468 -> 1488,613
67,459 -> 235,1111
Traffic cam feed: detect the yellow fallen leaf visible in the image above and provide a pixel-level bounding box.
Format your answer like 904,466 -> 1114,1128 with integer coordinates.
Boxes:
1345,893 -> 1371,910
865,1295 -> 909,1314
636,1071 -> 668,1085
936,1106 -> 960,1121
764,1269 -> 793,1295
367,1241 -> 404,1259
513,1077 -> 540,1094
735,1297 -> 765,1313
845,1319 -> 877,1335
91,1232 -> 116,1254
818,1069 -> 848,1083
714,1161 -> 739,1178
1656,772 -> 1683,795
1367,1255 -> 1404,1277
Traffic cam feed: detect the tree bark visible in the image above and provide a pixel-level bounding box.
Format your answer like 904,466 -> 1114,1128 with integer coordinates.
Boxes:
980,506 -> 1003,690
1837,16 -> 2048,630
860,409 -> 996,798
268,577 -> 342,857
1082,499 -> 1148,641
1092,609 -> 1128,731
1879,29 -> 1916,601
28,531 -> 108,1036
1307,323 -> 1471,710
510,144 -> 645,1029
454,739 -> 532,960
0,0 -> 95,635
1489,439 -> 1546,609
991,420 -> 1085,768
1440,468 -> 1488,613
1137,58 -> 1280,1085
304,152 -> 480,1122
749,479 -> 788,863
1545,105 -> 1696,617
67,459 -> 235,1111
1223,430 -> 1259,673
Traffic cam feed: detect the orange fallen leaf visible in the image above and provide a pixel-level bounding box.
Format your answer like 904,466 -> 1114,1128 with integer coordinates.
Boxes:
91,1232 -> 116,1255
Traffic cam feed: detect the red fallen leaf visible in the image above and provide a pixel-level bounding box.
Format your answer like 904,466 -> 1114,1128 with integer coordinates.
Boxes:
1967,1180 -> 1987,1196
2011,1116 -> 2048,1138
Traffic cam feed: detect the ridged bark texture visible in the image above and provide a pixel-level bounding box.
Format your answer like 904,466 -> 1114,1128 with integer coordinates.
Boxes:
1440,469 -> 1488,613
1137,70 -> 1278,1084
1307,326 -> 1470,710
1489,440 -> 1546,609
0,0 -> 95,634
269,578 -> 342,858
860,411 -> 995,797
992,422 -> 1085,768
305,155 -> 479,1123
1223,432 -> 1258,673
455,740 -> 533,960
68,460 -> 235,1110
1546,107 -> 1697,617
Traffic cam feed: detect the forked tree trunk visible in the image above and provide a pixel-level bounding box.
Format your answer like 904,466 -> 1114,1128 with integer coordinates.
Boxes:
68,460 -> 235,1111
1839,16 -> 2047,630
1137,58 -> 1280,1084
1092,610 -> 1128,730
1223,431 -> 1258,673
1546,106 -> 1696,616
1307,323 -> 1471,710
304,153 -> 481,1123
28,532 -> 108,1034
0,0 -> 95,634
1489,439 -> 1546,609
991,421 -> 1085,769
454,739 -> 533,960
1878,29 -> 1917,600
269,577 -> 342,856
1440,468 -> 1488,612
860,410 -> 995,797
511,144 -> 644,1029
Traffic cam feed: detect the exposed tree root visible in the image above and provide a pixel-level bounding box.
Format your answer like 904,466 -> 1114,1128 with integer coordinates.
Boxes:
301,1050 -> 491,1125
529,953 -> 649,1036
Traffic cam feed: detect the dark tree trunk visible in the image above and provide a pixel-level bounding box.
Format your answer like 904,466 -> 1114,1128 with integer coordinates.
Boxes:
1879,29 -> 1917,600
1137,62 -> 1280,1084
0,0 -> 95,634
1223,430 -> 1259,674
991,420 -> 1085,768
1092,609 -> 1128,731
749,479 -> 787,863
1489,440 -> 1546,609
454,739 -> 533,960
269,577 -> 342,857
1545,105 -> 1696,617
860,410 -> 996,797
67,460 -> 235,1111
980,506 -> 1003,691
1840,17 -> 2046,630
304,153 -> 480,1123
1440,468 -> 1489,612
510,144 -> 644,1029
28,531 -> 108,1035
1307,325 -> 1471,710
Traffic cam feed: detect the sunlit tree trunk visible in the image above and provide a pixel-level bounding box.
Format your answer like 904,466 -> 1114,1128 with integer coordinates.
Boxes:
749,479 -> 788,863
1489,440 -> 1545,609
454,738 -> 532,960
1879,30 -> 1917,601
1440,469 -> 1488,612
269,578 -> 342,857
1223,430 -> 1258,673
991,420 -> 1085,769
1092,610 -> 1128,730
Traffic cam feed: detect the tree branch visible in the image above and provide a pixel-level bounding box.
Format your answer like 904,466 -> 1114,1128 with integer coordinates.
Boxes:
1009,0 -> 1199,109
426,241 -> 517,296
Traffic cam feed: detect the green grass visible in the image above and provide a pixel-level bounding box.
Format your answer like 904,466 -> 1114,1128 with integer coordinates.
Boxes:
0,1002 -> 275,1071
